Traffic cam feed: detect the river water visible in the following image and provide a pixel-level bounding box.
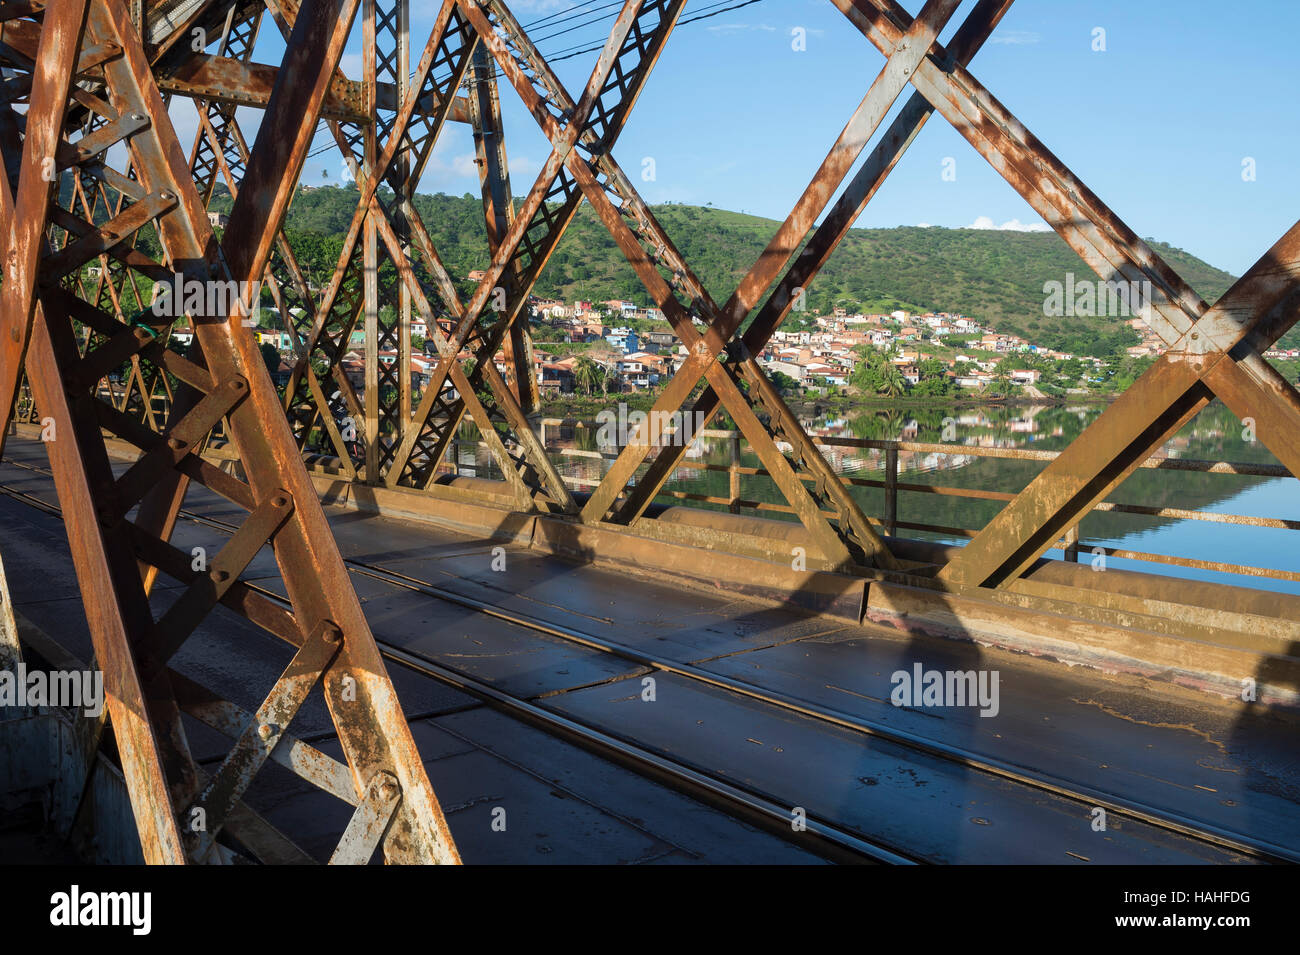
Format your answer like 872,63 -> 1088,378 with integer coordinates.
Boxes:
456,400 -> 1300,596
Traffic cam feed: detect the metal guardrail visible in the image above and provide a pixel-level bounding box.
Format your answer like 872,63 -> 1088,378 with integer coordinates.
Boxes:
21,382 -> 1296,585
511,418 -> 1300,585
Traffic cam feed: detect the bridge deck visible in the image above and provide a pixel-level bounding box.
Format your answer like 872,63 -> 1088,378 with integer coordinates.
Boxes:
3,436 -> 1297,864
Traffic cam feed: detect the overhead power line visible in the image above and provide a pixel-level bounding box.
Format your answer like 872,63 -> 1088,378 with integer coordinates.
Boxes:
543,0 -> 768,63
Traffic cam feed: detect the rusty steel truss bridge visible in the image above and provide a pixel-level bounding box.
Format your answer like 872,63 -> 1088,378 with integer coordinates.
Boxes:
0,0 -> 1297,865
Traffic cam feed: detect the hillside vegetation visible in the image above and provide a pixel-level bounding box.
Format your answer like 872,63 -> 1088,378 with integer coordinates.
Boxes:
207,185 -> 1249,354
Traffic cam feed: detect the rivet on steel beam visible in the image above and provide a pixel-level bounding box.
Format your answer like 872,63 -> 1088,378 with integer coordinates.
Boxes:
213,569 -> 230,583
257,723 -> 274,740
167,436 -> 186,450
379,778 -> 400,801
322,622 -> 343,645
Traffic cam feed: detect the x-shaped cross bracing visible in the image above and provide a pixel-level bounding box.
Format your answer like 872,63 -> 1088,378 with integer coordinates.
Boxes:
823,0 -> 1300,589
479,0 -> 1299,589
439,0 -> 1002,571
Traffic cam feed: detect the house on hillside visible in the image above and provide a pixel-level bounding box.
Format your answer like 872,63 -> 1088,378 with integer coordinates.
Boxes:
572,320 -> 608,342
255,329 -> 293,351
606,327 -> 639,353
616,352 -> 665,390
535,355 -> 577,395
641,330 -> 677,353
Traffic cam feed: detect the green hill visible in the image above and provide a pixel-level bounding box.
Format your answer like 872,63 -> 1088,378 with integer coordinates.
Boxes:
209,184 -> 1244,358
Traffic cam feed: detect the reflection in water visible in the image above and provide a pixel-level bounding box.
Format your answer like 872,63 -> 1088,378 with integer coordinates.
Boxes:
462,401 -> 1300,595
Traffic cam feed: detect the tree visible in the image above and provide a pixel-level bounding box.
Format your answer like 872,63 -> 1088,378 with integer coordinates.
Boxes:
260,342 -> 281,376
912,357 -> 951,397
769,370 -> 801,396
880,362 -> 906,398
850,345 -> 886,393
573,356 -> 605,396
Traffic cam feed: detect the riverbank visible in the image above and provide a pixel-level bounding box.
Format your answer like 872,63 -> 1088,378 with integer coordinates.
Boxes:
535,389 -> 1115,420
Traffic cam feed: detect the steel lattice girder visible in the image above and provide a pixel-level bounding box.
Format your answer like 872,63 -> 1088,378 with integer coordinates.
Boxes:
17,0 -> 1296,578
382,0 -> 688,501
0,0 -> 1295,872
0,0 -> 460,864
820,0 -> 1300,590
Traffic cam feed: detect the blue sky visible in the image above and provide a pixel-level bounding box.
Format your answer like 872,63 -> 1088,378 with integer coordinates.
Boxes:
211,0 -> 1300,276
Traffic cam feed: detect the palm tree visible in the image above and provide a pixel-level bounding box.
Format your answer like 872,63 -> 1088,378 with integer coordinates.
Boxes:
880,362 -> 905,398
573,356 -> 603,396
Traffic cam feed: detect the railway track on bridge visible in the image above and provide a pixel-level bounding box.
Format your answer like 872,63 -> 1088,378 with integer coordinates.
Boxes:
1,452 -> 1292,865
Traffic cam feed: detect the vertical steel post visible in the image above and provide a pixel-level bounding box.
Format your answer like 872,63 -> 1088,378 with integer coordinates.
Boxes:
884,444 -> 898,538
728,431 -> 741,514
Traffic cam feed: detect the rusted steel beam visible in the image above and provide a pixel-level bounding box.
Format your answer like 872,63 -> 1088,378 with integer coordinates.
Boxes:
286,0 -> 473,472
154,51 -> 473,123
0,3 -> 192,864
0,0 -> 90,455
24,302 -> 189,865
186,619 -> 341,858
134,2 -> 263,599
614,0 -> 1014,524
833,0 -> 1208,346
3,0 -> 461,864
386,0 -> 683,493
330,771 -> 401,864
199,0 -> 460,863
141,0 -> 231,66
574,0 -> 963,567
940,226 -> 1300,588
36,0 -> 268,864
467,43 -> 536,413
365,202 -> 546,507
807,0 -> 1300,590
416,0 -> 647,402
358,0 -> 413,482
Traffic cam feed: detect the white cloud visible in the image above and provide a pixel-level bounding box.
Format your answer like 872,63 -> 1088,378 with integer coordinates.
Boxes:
966,215 -> 1051,233
339,52 -> 363,81
509,155 -> 538,180
990,30 -> 1040,45
450,152 -> 480,178
418,128 -> 483,190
